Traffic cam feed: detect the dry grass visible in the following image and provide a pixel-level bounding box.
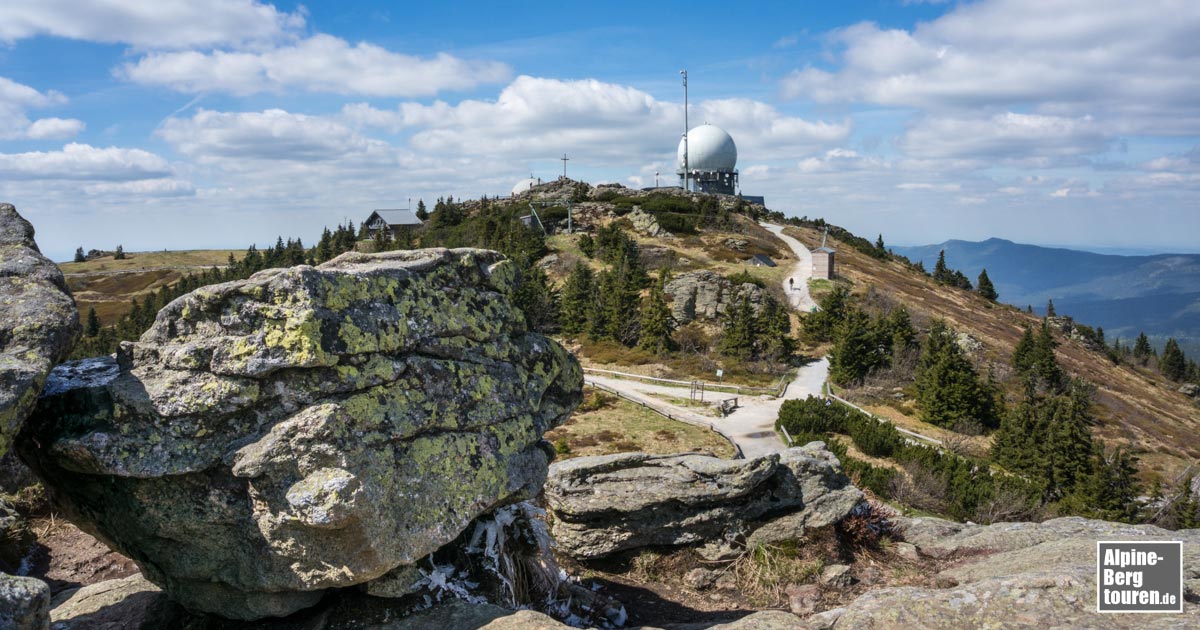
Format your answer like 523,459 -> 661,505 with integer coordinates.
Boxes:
545,392 -> 736,459
786,225 -> 1200,481
731,541 -> 823,607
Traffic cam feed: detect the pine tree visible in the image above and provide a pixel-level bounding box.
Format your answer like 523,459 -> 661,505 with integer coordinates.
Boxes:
976,268 -> 998,301
638,270 -> 675,354
757,295 -> 796,361
802,285 -> 851,342
415,199 -> 428,222
874,234 -> 885,253
1032,321 -> 1065,391
1160,338 -> 1187,381
1012,325 -> 1036,375
74,247 -> 85,263
1045,299 -> 1056,317
114,245 -> 125,260
85,307 -> 101,337
559,263 -> 594,337
512,266 -> 558,333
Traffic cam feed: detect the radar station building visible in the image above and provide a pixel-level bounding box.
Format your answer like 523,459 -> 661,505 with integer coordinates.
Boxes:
677,124 -> 739,195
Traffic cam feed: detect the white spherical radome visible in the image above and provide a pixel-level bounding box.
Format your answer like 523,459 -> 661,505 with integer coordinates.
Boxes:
511,178 -> 538,195
677,124 -> 737,173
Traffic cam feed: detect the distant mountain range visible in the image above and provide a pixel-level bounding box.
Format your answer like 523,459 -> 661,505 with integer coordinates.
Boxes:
890,238 -> 1200,353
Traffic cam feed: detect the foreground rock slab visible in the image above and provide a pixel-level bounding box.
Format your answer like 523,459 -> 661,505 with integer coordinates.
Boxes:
0,203 -> 78,459
545,442 -> 863,559
801,516 -> 1200,629
20,248 -> 581,620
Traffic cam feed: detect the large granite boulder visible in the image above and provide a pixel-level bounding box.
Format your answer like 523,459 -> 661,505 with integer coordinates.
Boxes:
801,517 -> 1200,629
18,248 -> 581,620
0,203 -> 78,459
664,270 -> 763,325
545,442 -> 863,559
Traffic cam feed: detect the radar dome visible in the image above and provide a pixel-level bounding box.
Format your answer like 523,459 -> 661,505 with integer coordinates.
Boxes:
511,178 -> 538,195
677,124 -> 737,173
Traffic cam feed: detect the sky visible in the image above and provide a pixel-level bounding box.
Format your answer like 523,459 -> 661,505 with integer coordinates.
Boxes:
1,0 -> 1198,261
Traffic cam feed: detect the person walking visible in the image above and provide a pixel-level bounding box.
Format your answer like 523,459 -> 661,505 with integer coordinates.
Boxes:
788,277 -> 794,291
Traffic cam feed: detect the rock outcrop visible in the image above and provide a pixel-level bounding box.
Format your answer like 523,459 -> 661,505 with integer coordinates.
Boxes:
0,574 -> 50,630
664,270 -> 764,325
801,516 -> 1200,629
626,207 -> 668,238
0,498 -> 33,573
545,443 -> 863,559
0,203 -> 78,459
19,248 -> 581,620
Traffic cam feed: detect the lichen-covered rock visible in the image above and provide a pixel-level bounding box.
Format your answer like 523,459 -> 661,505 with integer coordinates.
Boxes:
49,573 -> 184,630
626,207 -> 668,238
0,573 -> 50,630
0,498 -> 33,573
799,517 -> 1200,629
19,248 -> 581,620
0,203 -> 78,459
664,270 -> 763,325
545,442 -> 862,559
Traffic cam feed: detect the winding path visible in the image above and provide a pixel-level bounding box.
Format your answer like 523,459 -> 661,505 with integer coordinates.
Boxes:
762,223 -> 818,312
581,222 -> 831,458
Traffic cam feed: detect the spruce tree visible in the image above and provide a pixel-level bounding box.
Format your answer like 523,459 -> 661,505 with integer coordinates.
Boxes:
114,245 -> 125,260
874,234 -> 885,253
915,320 -> 1000,429
802,285 -> 851,342
933,249 -> 951,283
578,233 -> 595,258
512,266 -> 558,333
1045,299 -> 1056,317
85,307 -> 101,337
638,270 -> 675,354
1012,325 -> 1036,375
74,247 -> 85,263
1032,321 -> 1065,391
757,295 -> 795,361
1160,338 -> 1187,381
559,263 -> 594,337
415,199 -> 428,221
829,308 -> 877,385
718,293 -> 758,360
976,268 -> 998,301
1133,332 -> 1153,365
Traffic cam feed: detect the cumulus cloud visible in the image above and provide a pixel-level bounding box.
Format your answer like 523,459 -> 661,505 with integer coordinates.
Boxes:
344,76 -> 847,164
157,108 -> 394,163
119,34 -> 511,97
0,0 -> 304,49
25,117 -> 85,139
0,143 -> 173,180
900,112 -> 1107,160
781,0 -> 1200,135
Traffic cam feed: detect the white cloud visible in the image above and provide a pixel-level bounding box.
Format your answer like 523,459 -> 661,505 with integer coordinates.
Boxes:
0,0 -> 304,49
798,149 -> 887,173
0,143 -> 172,180
781,0 -> 1200,136
25,117 -> 85,139
119,34 -> 511,97
157,109 -> 394,163
900,112 -> 1106,160
345,76 -> 847,164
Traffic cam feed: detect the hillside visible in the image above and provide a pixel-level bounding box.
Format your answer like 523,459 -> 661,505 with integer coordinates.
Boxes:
799,227 -> 1200,481
892,238 -> 1200,352
59,250 -> 241,326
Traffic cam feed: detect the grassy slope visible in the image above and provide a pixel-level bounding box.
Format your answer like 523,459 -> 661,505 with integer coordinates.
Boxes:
545,394 -> 736,459
786,226 -> 1200,481
60,250 -> 241,325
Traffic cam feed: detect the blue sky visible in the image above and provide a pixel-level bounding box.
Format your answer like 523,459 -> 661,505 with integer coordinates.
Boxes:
1,0 -> 1197,261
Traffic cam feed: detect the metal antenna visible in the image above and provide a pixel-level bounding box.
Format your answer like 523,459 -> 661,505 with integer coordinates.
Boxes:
821,227 -> 828,248
561,154 -> 569,179
680,70 -> 689,192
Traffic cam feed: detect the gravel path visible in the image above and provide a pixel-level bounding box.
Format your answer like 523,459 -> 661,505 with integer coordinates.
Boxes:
762,223 -> 818,312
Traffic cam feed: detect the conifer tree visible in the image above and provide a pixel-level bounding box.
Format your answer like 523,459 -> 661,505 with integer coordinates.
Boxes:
74,247 -> 85,263
874,234 -> 885,253
829,308 -> 878,385
415,199 -> 428,221
1133,332 -> 1153,365
114,245 -> 125,260
1032,321 -> 1065,391
933,249 -> 951,283
559,263 -> 594,337
915,320 -> 1000,429
1012,325 -> 1036,375
976,268 -> 998,301
512,266 -> 558,333
578,233 -> 595,258
85,307 -> 101,337
638,270 -> 675,354
757,295 -> 796,361
1046,299 -> 1056,317
802,285 -> 851,342
718,292 -> 758,360
1160,338 -> 1187,381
